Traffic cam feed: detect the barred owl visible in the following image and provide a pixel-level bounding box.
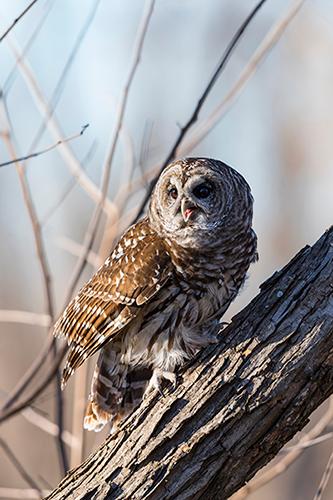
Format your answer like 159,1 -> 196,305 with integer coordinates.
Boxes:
54,157 -> 258,432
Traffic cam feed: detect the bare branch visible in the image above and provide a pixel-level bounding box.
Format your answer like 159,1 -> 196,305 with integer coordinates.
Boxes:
55,236 -> 101,269
41,139 -> 98,226
0,344 -> 67,423
164,0 -> 268,165
0,0 -> 39,43
1,129 -> 55,321
0,438 -> 42,497
69,363 -> 89,468
0,0 -> 155,429
313,447 -> 333,500
0,310 -> 51,327
178,0 -> 307,157
0,488 -> 50,499
0,102 -> 69,473
0,124 -> 89,168
5,36 -> 116,218
3,0 -> 54,93
1,333 -> 56,411
134,0 -> 269,221
22,407 -> 79,449
26,0 -> 101,156
64,0 -> 156,302
284,432 -> 333,452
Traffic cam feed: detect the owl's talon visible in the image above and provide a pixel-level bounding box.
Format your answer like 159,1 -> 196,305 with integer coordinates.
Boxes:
145,369 -> 177,398
157,386 -> 165,398
161,370 -> 177,385
170,376 -> 178,392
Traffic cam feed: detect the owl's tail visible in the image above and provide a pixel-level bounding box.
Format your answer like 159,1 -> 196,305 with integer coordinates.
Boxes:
83,343 -> 152,432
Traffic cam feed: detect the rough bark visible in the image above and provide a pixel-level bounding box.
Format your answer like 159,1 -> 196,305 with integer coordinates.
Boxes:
47,227 -> 333,500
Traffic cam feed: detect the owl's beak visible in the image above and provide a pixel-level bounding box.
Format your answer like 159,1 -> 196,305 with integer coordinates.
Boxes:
181,198 -> 197,222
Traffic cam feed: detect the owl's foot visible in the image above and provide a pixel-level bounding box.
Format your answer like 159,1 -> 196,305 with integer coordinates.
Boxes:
145,369 -> 177,398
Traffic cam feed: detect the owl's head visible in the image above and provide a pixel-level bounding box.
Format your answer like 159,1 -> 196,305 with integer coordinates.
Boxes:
148,157 -> 254,249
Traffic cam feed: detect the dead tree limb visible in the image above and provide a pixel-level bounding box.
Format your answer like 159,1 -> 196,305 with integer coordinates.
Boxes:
47,226 -> 333,500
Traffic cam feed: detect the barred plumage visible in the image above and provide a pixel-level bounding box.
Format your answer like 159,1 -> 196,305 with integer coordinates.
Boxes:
53,157 -> 258,432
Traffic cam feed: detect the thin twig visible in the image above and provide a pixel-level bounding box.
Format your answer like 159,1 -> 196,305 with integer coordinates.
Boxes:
65,4 -> 155,458
0,0 -> 39,43
98,120 -> 150,259
54,367 -> 69,473
0,438 -> 42,497
1,131 -> 55,321
0,21 -> 99,463
22,407 -> 79,449
313,447 -> 333,500
64,0 -> 156,303
232,398 -> 333,499
5,36 -> 116,218
0,111 -> 57,413
2,163 -> 68,476
0,310 -> 51,327
0,344 -> 67,423
0,386 -> 77,448
164,0 -> 268,165
0,488 -> 50,499
134,0 -> 268,221
56,236 -> 101,269
41,139 -> 98,226
0,124 -> 89,168
178,0 -> 307,157
70,363 -> 89,468
1,333 -> 56,411
3,0 -> 55,93
27,0 -> 101,156
1,115 -> 69,474
284,432 -> 333,452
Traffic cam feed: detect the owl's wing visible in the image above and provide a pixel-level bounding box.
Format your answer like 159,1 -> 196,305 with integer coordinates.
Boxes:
53,220 -> 172,386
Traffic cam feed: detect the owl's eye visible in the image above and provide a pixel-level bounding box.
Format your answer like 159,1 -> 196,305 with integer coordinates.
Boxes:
193,183 -> 213,199
168,186 -> 178,200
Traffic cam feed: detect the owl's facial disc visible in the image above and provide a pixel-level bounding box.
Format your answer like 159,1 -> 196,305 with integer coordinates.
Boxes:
148,159 -> 239,248
148,157 -> 254,249
161,175 -> 219,233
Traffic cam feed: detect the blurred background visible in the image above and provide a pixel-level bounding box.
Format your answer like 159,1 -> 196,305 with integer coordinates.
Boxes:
1,0 -> 333,498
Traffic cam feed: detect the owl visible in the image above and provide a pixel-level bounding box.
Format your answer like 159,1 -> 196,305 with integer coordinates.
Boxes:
53,157 -> 258,432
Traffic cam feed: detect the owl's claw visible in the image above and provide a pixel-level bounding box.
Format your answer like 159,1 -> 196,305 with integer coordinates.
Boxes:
145,369 -> 177,398
162,370 -> 177,391
157,386 -> 165,398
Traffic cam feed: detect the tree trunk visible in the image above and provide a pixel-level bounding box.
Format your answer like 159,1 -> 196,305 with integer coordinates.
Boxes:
47,226 -> 333,500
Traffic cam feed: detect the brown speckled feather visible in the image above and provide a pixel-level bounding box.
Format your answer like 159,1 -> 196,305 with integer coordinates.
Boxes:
54,219 -> 172,386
